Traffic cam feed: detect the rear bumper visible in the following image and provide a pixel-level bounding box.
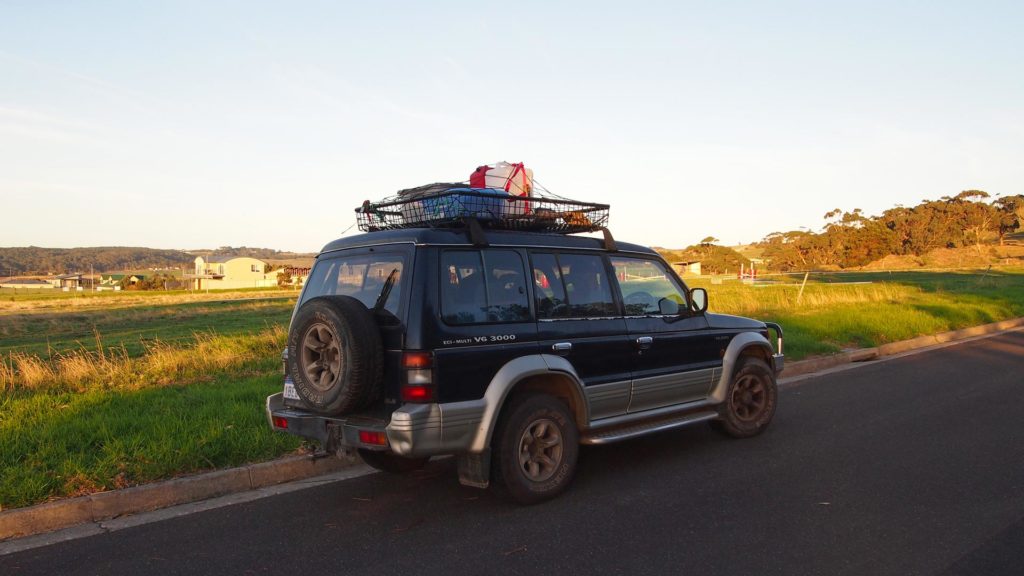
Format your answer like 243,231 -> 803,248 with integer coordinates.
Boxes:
266,393 -> 389,451
266,393 -> 485,457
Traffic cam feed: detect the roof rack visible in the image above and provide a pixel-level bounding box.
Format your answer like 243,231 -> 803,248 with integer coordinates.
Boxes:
355,186 -> 610,235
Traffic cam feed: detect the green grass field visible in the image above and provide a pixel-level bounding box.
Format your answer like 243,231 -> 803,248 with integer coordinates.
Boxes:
1,373 -> 300,507
694,269 -> 1024,357
0,298 -> 294,358
0,286 -> 299,310
0,291 -> 303,509
2,270 -> 1023,510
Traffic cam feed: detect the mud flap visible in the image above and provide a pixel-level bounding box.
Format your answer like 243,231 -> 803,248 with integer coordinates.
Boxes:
457,449 -> 491,489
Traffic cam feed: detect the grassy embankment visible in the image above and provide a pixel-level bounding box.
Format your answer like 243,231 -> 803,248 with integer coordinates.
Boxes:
693,269 -> 1024,357
2,270 -> 1024,510
1,292 -> 302,510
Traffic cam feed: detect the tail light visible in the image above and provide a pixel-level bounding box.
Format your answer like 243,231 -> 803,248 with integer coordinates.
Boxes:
401,351 -> 435,402
271,416 -> 289,429
358,430 -> 388,446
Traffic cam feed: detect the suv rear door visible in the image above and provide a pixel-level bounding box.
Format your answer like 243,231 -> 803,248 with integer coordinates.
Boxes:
530,251 -> 632,420
428,248 -> 540,403
609,256 -> 721,411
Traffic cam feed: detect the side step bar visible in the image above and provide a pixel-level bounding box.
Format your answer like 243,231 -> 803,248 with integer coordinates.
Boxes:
580,410 -> 719,445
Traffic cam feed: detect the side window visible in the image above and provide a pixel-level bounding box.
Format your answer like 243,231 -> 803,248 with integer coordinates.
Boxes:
559,253 -> 617,318
531,253 -> 569,319
533,252 -> 617,319
483,251 -> 530,322
610,257 -> 688,316
442,250 -> 530,325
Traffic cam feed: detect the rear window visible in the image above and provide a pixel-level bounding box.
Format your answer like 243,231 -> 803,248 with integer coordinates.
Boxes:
441,249 -> 530,325
301,250 -> 409,316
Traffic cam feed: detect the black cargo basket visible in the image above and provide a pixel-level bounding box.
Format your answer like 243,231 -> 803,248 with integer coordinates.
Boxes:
356,187 -> 609,234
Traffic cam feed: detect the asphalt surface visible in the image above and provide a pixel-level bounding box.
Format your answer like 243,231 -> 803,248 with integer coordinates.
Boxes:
3,331 -> 1024,576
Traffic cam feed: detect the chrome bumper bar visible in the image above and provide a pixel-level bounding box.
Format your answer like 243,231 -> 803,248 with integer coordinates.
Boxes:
764,322 -> 785,374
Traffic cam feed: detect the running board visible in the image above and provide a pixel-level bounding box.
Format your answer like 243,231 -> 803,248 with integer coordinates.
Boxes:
580,410 -> 719,445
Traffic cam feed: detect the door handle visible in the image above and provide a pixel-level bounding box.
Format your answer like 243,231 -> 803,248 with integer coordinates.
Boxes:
636,336 -> 653,349
552,342 -> 572,352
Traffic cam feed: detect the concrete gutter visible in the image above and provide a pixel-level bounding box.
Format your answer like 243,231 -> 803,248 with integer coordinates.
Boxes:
781,316 -> 1024,378
1,455 -> 353,542
3,315 -> 1023,543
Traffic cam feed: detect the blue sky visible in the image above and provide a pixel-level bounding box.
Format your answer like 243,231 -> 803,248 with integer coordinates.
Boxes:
2,1 -> 1022,252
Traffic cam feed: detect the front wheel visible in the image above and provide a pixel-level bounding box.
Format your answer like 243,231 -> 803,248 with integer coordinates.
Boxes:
712,357 -> 777,438
491,394 -> 579,504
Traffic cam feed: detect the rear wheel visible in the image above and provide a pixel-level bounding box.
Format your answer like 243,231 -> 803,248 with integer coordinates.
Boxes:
712,357 -> 777,438
491,394 -> 579,504
358,449 -> 429,474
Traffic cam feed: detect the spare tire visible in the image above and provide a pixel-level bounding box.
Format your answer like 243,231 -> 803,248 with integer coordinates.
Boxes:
286,296 -> 383,415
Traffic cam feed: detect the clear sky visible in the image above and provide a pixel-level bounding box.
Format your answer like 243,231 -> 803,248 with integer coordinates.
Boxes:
2,0 -> 1022,252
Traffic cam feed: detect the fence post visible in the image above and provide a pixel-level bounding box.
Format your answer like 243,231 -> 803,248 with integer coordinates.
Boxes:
796,272 -> 810,305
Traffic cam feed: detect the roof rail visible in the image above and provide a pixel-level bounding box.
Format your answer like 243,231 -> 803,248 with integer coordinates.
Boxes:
600,227 -> 618,252
464,217 -> 489,248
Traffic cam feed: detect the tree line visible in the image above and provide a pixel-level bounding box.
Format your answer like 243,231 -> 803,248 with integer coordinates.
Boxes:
0,247 -> 190,276
658,238 -> 751,276
190,246 -> 313,261
659,191 -> 1023,274
0,246 -> 315,276
757,191 -> 1023,270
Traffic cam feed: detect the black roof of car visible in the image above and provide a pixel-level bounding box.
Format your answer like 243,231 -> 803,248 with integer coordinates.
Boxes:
319,228 -> 658,257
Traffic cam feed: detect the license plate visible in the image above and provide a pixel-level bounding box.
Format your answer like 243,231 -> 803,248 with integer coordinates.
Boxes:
283,376 -> 299,400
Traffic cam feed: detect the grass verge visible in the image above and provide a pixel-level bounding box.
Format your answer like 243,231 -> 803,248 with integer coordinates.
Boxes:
694,269 -> 1024,357
0,325 -> 302,510
0,373 -> 300,510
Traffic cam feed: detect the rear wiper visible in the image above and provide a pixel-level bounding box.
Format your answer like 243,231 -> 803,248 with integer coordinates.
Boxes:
372,268 -> 399,313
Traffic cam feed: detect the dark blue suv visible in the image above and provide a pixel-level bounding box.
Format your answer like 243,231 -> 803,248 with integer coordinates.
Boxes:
267,226 -> 783,503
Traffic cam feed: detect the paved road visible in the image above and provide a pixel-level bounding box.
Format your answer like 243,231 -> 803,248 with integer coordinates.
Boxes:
4,332 -> 1024,575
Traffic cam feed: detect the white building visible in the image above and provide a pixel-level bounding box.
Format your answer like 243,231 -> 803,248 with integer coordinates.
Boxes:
188,257 -> 279,290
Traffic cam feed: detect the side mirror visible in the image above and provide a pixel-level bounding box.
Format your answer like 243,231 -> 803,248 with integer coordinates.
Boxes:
658,298 -> 680,316
689,287 -> 708,313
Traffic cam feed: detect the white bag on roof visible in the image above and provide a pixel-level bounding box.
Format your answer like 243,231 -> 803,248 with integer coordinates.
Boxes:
469,162 -> 533,197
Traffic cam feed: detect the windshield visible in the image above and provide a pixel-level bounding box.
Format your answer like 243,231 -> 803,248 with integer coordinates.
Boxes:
299,249 -> 409,317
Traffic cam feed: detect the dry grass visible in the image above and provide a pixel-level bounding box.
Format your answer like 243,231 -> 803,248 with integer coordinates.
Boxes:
695,280 -> 915,317
0,298 -> 294,359
1,325 -> 286,393
0,288 -> 299,313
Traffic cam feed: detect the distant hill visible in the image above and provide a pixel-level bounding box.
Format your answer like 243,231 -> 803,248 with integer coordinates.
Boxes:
189,246 -> 315,263
655,244 -> 751,275
0,246 -> 317,275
